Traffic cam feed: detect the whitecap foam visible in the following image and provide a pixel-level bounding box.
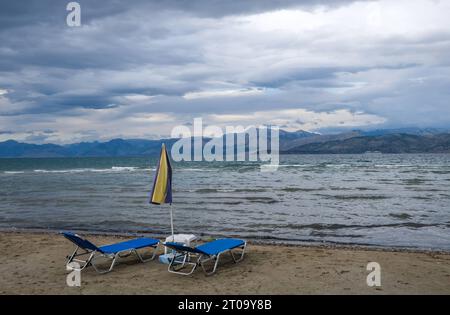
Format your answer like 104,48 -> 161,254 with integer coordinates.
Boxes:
277,164 -> 310,167
110,166 -> 138,171
375,164 -> 415,168
180,168 -> 213,172
32,167 -> 141,174
34,169 -> 89,173
325,164 -> 351,168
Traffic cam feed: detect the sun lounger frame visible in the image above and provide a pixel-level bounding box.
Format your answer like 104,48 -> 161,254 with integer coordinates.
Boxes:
165,240 -> 246,276
62,232 -> 159,274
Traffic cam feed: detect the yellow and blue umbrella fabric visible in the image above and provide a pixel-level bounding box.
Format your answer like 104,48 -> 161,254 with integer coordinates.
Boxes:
150,143 -> 172,205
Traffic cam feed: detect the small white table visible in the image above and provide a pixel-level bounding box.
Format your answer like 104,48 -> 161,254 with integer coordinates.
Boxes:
159,234 -> 198,264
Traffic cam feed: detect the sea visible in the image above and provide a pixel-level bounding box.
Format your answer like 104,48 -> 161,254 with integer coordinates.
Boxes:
0,154 -> 449,251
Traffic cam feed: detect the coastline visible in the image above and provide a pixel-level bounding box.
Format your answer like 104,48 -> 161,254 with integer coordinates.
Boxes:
1,228 -> 449,255
1,231 -> 449,294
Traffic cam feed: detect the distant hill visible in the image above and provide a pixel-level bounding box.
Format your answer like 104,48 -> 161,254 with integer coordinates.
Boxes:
279,131 -> 362,151
64,138 -> 179,157
1,129 -> 449,157
0,140 -> 69,158
0,129 -> 316,158
284,133 -> 450,154
360,127 -> 448,137
0,139 -> 177,158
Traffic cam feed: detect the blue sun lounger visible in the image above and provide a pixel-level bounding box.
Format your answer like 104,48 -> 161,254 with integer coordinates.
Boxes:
164,238 -> 246,276
61,231 -> 159,274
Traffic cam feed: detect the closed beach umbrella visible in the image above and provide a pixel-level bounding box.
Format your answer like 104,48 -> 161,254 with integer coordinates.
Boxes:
150,143 -> 174,238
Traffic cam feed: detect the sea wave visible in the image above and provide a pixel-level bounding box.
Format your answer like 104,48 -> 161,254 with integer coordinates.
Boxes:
270,164 -> 310,168
34,169 -> 89,173
245,222 -> 443,230
195,188 -> 237,193
373,164 -> 450,169
375,164 -> 415,168
315,193 -> 390,200
3,167 -> 146,174
110,166 -> 139,171
179,168 -> 216,172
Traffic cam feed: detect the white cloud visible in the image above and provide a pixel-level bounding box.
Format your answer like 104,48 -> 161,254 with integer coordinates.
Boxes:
122,94 -> 155,103
208,108 -> 386,131
128,113 -> 175,122
183,88 -> 264,100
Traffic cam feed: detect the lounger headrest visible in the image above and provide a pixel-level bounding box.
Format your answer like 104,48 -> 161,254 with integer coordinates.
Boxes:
61,231 -> 102,253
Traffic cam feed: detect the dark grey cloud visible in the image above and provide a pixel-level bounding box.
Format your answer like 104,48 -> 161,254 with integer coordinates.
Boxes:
0,0 -> 367,30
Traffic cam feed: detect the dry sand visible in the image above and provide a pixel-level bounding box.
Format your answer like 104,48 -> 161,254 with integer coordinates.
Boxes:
0,232 -> 449,294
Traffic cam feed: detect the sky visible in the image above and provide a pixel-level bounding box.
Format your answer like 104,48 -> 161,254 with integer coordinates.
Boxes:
0,0 -> 449,144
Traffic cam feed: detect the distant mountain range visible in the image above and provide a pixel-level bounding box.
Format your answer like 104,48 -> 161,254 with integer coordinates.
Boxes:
286,133 -> 450,154
0,128 -> 449,157
0,138 -> 178,158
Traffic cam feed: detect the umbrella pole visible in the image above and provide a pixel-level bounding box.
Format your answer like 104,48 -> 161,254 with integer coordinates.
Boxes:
170,204 -> 174,241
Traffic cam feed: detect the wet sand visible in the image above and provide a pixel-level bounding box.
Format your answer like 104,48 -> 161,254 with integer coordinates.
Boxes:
0,232 -> 449,294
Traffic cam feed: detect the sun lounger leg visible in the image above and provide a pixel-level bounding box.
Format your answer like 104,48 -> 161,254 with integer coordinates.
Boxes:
200,243 -> 246,275
78,252 -> 95,271
66,247 -> 79,264
66,247 -> 95,271
91,254 -> 117,274
200,253 -> 221,276
89,245 -> 157,274
133,245 -> 158,263
168,253 -> 199,275
230,242 -> 246,263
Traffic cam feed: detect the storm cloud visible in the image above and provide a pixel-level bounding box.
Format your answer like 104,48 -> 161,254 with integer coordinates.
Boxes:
0,0 -> 449,143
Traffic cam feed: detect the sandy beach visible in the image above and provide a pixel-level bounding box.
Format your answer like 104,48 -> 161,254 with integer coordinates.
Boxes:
0,231 -> 449,295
